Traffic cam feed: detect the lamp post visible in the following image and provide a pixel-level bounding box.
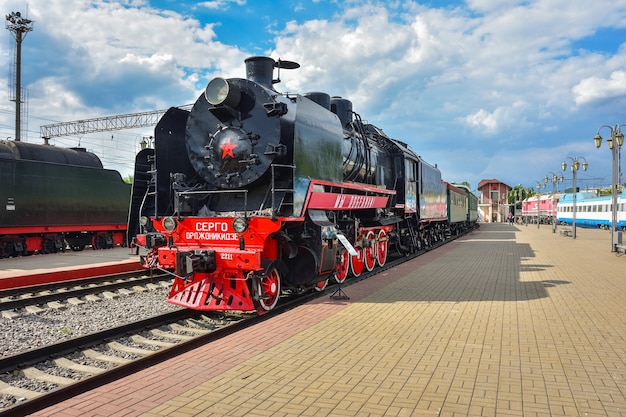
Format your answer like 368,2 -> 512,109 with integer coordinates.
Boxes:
544,172 -> 564,233
517,187 -> 529,226
561,157 -> 588,239
5,11 -> 34,142
594,125 -> 625,252
535,181 -> 545,229
515,185 -> 522,225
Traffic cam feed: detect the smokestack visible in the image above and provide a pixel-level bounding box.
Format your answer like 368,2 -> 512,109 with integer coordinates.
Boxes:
244,56 -> 275,89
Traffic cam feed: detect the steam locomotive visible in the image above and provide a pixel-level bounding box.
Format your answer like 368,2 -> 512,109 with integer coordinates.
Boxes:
131,56 -> 477,313
0,140 -> 131,257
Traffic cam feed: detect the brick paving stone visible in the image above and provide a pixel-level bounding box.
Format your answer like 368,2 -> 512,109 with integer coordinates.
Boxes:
26,224 -> 626,417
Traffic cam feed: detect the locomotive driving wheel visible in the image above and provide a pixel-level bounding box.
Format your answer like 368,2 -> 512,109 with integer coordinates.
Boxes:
376,229 -> 388,266
314,279 -> 328,291
258,265 -> 281,311
350,246 -> 365,277
364,230 -> 376,271
334,250 -> 350,283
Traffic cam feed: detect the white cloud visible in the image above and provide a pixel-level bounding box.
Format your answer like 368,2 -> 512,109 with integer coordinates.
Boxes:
267,1 -> 626,188
198,0 -> 247,10
572,71 -> 626,105
2,0 -> 251,118
463,109 -> 499,133
2,0 -> 626,189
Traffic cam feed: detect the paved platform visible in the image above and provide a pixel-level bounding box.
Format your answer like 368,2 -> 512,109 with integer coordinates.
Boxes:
0,247 -> 141,290
27,223 -> 626,416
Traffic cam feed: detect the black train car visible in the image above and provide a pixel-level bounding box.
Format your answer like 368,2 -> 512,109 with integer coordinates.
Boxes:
0,140 -> 131,256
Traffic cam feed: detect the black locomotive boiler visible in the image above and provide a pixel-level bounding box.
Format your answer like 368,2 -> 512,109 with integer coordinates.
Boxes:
132,56 -> 473,313
0,140 -> 131,256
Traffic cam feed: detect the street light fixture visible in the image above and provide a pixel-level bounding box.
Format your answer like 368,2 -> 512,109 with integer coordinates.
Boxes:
561,156 -> 588,239
544,172 -> 564,233
515,185 -> 523,225
594,124 -> 625,251
536,181 -> 545,229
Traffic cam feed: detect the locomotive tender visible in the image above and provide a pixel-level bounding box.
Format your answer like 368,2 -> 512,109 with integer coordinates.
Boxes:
0,140 -> 131,257
132,56 -> 477,313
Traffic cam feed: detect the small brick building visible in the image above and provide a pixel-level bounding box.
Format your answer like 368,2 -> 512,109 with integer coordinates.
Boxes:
477,179 -> 512,223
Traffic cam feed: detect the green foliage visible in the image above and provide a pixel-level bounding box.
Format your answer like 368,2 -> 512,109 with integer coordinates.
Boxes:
123,175 -> 133,185
507,184 -> 531,203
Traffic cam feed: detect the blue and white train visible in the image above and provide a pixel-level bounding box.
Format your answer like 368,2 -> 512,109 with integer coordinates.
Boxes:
556,190 -> 626,230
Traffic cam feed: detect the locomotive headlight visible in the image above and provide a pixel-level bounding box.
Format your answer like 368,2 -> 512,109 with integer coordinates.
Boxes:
139,216 -> 149,227
232,217 -> 248,233
205,77 -> 241,108
162,216 -> 177,232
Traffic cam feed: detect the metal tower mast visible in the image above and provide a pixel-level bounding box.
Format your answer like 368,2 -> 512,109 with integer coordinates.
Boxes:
5,11 -> 34,142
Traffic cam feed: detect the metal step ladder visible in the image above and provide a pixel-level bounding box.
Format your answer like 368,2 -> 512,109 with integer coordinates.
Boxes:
264,163 -> 295,216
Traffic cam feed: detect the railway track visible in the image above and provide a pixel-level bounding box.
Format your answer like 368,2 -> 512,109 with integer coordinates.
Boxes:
0,271 -> 171,316
0,228 -> 474,416
0,309 -> 254,416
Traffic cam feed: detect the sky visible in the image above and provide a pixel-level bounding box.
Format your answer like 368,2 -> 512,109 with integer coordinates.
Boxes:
2,0 -> 626,193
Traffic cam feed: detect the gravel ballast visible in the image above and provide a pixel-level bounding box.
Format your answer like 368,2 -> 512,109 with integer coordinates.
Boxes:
0,286 -> 182,359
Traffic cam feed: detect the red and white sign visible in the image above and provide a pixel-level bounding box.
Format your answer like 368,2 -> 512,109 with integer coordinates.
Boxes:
308,192 -> 389,210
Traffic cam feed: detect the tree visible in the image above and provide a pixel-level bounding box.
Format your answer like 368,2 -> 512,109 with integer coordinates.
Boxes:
508,184 -> 533,204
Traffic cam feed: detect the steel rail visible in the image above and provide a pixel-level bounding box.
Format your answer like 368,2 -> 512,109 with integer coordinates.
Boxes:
0,270 -> 152,297
0,272 -> 169,311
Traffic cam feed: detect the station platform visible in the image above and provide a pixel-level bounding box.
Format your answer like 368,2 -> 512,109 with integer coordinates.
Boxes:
27,223 -> 626,416
0,247 -> 142,290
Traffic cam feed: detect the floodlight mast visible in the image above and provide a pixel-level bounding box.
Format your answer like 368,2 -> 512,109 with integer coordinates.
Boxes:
5,11 -> 34,142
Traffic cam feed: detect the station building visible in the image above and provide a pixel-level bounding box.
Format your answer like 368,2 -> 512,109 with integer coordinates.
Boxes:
477,178 -> 512,223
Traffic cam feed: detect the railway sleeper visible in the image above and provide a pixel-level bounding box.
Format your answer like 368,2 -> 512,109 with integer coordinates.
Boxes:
0,379 -> 41,400
130,334 -> 176,348
21,367 -> 76,387
82,349 -> 132,365
151,328 -> 194,341
53,358 -> 105,375
107,341 -> 154,356
169,323 -> 212,334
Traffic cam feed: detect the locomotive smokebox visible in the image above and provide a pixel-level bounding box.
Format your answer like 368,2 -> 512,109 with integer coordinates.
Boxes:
245,56 -> 275,89
186,56 -> 297,190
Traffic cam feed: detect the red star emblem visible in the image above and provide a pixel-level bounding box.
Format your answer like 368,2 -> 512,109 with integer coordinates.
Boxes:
220,138 -> 237,159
